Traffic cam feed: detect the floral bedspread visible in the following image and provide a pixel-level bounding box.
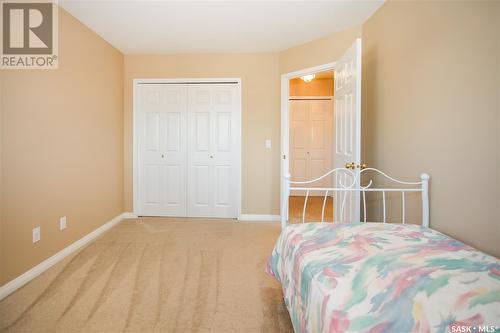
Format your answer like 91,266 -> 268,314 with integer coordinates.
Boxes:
267,223 -> 500,333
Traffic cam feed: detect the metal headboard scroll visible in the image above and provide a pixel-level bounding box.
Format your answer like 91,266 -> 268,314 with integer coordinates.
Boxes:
281,168 -> 430,230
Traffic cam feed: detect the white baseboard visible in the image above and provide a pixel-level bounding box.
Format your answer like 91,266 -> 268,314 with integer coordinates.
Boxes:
122,212 -> 138,219
238,214 -> 281,222
0,212 -> 127,301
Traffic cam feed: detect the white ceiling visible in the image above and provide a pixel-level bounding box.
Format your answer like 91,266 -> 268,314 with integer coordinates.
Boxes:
59,1 -> 383,54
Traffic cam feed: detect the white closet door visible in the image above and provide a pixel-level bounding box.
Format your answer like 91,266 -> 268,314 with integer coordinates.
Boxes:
290,100 -> 310,195
309,100 -> 333,189
290,99 -> 333,195
187,84 -> 239,218
138,84 -> 188,216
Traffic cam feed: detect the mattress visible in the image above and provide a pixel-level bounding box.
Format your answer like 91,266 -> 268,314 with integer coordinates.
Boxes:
267,222 -> 500,333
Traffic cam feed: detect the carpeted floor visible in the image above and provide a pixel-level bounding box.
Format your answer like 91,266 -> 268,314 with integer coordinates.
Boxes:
0,218 -> 293,333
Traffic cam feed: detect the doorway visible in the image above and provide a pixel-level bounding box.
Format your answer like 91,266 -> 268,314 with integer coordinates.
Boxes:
133,78 -> 242,219
288,71 -> 335,222
281,38 -> 363,223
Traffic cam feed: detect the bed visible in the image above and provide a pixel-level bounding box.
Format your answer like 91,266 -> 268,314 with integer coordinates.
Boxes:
267,168 -> 500,333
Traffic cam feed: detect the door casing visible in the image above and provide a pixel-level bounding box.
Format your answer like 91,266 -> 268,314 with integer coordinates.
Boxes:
133,78 -> 242,218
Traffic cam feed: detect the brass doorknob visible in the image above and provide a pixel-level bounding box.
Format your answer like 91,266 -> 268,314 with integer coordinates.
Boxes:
345,162 -> 355,170
357,163 -> 367,170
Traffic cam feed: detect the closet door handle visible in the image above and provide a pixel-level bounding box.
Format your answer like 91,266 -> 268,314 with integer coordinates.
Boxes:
209,155 -> 214,159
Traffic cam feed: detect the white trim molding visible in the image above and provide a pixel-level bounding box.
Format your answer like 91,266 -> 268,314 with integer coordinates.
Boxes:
122,212 -> 138,219
238,214 -> 281,222
0,213 -> 127,301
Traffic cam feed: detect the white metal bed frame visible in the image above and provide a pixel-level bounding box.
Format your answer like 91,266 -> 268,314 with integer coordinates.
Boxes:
281,168 -> 430,230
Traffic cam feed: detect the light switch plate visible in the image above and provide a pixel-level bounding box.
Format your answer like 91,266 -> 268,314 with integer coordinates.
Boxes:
59,216 -> 67,230
265,139 -> 272,149
33,227 -> 40,243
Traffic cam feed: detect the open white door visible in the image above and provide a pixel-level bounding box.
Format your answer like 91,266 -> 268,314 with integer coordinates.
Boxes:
333,38 -> 362,222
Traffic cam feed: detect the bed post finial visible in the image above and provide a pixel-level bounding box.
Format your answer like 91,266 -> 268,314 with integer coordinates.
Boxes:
281,173 -> 291,230
421,173 -> 430,228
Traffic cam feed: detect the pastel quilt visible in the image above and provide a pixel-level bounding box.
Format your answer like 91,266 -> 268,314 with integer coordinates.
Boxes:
267,223 -> 500,333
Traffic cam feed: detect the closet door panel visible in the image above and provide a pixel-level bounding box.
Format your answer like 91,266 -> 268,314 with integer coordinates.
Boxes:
145,112 -> 160,152
216,112 -> 231,152
194,165 -> 210,205
165,112 -> 181,152
187,86 -> 213,217
211,86 -> 238,217
215,165 -> 231,206
290,100 -> 308,184
164,165 -> 182,204
144,165 -> 161,204
187,85 -> 238,218
309,100 -> 333,188
290,100 -> 311,195
194,112 -> 210,151
160,86 -> 188,215
138,84 -> 187,216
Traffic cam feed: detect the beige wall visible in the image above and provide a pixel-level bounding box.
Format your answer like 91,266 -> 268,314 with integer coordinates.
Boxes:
123,54 -> 281,215
280,26 -> 361,74
289,78 -> 333,96
362,1 -> 500,257
0,8 -> 124,284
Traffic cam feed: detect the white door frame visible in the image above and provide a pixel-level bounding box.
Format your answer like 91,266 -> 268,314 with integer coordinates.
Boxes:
281,62 -> 336,219
133,78 -> 242,218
